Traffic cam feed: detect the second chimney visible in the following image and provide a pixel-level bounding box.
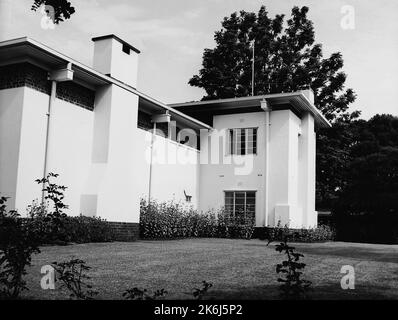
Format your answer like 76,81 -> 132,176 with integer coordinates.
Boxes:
92,34 -> 140,88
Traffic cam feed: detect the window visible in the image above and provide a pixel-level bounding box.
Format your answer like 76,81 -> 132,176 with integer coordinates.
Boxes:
225,191 -> 256,221
229,128 -> 257,155
122,43 -> 131,55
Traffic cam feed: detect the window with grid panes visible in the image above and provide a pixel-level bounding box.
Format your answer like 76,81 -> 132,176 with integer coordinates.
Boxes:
224,191 -> 256,221
228,128 -> 257,155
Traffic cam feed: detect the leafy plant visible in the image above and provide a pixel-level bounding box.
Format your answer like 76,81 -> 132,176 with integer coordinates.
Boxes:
36,173 -> 68,215
123,287 -> 168,300
192,281 -> 213,300
51,258 -> 98,300
0,197 -> 40,299
275,239 -> 312,299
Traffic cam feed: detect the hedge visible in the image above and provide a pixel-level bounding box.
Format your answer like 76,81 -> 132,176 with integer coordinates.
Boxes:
139,199 -> 255,240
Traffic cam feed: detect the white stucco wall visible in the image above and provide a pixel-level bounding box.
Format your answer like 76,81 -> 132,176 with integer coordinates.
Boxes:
0,87 -> 25,209
199,112 -> 267,225
199,109 -> 316,229
298,113 -> 317,227
0,86 -> 94,216
134,128 -> 200,207
93,38 -> 139,88
45,96 -> 94,217
82,85 -> 200,222
268,110 -> 302,228
14,87 -> 48,213
82,84 -> 141,223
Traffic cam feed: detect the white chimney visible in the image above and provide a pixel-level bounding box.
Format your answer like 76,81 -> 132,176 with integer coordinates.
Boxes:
92,34 -> 140,88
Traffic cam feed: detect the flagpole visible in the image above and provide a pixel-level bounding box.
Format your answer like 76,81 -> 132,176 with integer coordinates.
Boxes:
251,40 -> 255,96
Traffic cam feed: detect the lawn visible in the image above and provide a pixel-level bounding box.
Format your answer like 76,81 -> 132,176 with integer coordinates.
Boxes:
23,238 -> 398,300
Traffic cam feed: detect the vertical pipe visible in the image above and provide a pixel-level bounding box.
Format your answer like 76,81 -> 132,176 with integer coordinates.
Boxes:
261,99 -> 271,227
148,122 -> 156,203
42,80 -> 57,203
251,41 -> 255,96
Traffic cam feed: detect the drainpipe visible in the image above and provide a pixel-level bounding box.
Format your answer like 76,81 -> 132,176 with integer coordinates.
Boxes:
42,63 -> 74,203
148,122 -> 157,204
261,99 -> 271,227
42,80 -> 57,203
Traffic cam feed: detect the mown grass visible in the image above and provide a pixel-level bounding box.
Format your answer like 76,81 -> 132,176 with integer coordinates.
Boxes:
22,238 -> 398,300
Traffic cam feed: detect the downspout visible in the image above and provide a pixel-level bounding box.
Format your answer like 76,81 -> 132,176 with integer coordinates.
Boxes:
42,62 -> 74,203
148,122 -> 157,204
261,99 -> 271,227
42,80 -> 57,203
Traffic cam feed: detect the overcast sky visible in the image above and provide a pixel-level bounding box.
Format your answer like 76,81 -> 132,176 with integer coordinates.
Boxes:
1,0 -> 397,119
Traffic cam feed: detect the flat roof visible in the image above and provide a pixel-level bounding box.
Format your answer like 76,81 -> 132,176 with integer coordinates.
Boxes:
170,92 -> 331,128
0,37 -> 212,131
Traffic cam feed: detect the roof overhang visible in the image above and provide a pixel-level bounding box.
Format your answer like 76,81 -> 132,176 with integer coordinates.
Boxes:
170,92 -> 331,128
0,37 -> 212,130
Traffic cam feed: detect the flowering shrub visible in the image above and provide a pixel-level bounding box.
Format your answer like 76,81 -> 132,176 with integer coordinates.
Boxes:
139,199 -> 254,239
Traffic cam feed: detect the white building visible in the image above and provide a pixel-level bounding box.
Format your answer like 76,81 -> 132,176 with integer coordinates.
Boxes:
0,35 -> 330,238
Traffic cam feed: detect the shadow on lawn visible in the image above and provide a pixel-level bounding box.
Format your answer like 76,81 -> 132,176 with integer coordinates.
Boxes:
207,283 -> 393,300
296,247 -> 398,264
244,242 -> 398,264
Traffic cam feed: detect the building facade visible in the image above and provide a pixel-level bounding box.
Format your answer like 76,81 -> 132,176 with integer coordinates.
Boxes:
0,35 -> 330,237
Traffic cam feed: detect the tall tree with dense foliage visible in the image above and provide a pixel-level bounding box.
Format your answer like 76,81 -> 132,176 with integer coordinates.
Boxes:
333,114 -> 398,243
337,114 -> 398,215
189,6 -> 359,208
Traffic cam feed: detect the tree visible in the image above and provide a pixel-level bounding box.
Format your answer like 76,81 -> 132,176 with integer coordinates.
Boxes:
333,115 -> 398,243
189,6 -> 360,208
31,0 -> 75,24
336,114 -> 398,215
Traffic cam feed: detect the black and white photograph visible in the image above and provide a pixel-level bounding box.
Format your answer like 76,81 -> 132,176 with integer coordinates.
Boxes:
0,0 -> 397,316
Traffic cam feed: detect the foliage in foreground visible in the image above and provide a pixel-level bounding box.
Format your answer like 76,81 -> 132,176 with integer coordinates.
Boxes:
0,173 -> 114,299
192,281 -> 213,300
0,197 -> 41,299
52,258 -> 98,300
275,238 -> 312,299
140,199 -> 254,240
123,288 -> 168,300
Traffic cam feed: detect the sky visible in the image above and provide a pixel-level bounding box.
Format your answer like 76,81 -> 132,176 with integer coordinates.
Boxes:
0,0 -> 397,119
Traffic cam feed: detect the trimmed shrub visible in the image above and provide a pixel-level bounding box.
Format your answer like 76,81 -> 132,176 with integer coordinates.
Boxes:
28,205 -> 115,245
64,216 -> 115,244
261,223 -> 335,243
139,199 -> 254,240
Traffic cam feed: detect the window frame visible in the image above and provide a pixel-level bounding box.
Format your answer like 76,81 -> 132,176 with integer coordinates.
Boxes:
224,190 -> 257,221
228,127 -> 258,155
